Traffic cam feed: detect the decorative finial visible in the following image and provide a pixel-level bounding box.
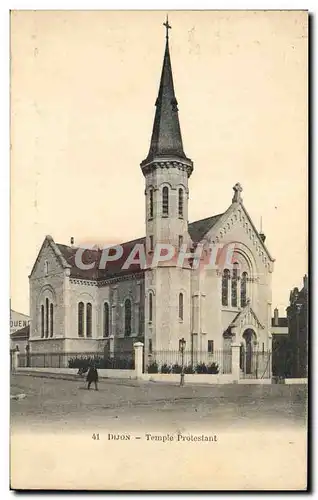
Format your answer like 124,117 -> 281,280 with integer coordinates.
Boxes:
259,216 -> 266,242
232,182 -> 243,203
163,15 -> 171,40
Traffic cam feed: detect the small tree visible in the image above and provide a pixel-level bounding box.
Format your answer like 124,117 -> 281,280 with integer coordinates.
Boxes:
147,361 -> 159,373
171,363 -> 182,374
195,362 -> 208,374
207,362 -> 219,374
160,363 -> 171,374
184,365 -> 195,374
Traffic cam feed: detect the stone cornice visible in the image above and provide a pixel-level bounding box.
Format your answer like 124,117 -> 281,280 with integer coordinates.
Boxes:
70,278 -> 98,286
141,158 -> 193,178
68,272 -> 145,288
97,272 -> 145,287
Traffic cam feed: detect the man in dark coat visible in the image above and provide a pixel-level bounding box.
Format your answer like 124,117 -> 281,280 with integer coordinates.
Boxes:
86,364 -> 99,390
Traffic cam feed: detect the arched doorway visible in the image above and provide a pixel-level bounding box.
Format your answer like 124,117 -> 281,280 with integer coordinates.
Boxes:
242,328 -> 256,374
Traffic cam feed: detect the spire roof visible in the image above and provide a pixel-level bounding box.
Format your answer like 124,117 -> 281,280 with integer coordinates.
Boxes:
141,18 -> 191,167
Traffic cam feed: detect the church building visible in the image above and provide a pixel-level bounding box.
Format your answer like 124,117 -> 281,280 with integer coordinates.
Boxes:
29,20 -> 275,371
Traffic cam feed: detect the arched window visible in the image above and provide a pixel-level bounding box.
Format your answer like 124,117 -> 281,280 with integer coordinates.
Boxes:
149,189 -> 154,219
45,298 -> 49,338
41,305 -> 44,338
50,303 -> 54,337
178,188 -> 184,217
149,293 -> 153,323
44,261 -> 48,275
162,186 -> 169,216
78,302 -> 84,337
124,299 -> 132,336
179,293 -> 184,321
241,272 -> 248,307
103,302 -> 110,337
222,269 -> 230,306
231,263 -> 239,307
86,303 -> 92,338
139,302 -> 143,335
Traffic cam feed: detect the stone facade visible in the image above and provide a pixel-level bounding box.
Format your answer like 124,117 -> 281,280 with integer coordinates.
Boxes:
30,253 -> 145,354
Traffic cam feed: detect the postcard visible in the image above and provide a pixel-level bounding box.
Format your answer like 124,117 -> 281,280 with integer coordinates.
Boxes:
10,10 -> 308,490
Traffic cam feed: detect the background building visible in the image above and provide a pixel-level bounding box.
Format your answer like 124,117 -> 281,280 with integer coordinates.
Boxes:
10,308 -> 30,352
286,275 -> 308,378
271,307 -> 288,377
271,275 -> 308,378
10,308 -> 30,335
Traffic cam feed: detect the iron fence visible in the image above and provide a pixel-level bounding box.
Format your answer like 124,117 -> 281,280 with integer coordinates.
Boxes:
146,349 -> 232,374
239,350 -> 271,379
18,350 -> 135,370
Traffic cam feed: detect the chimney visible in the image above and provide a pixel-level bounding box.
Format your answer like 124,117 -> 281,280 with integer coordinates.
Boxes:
303,274 -> 308,290
274,307 -> 279,326
70,237 -> 74,247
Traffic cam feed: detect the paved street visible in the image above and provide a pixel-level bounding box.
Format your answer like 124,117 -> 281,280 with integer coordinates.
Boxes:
11,373 -> 307,433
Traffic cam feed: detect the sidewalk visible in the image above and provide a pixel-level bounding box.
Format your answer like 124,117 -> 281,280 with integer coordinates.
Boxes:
12,369 -> 147,387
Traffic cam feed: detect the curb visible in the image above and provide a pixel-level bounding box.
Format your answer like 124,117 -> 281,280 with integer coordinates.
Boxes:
13,370 -> 145,386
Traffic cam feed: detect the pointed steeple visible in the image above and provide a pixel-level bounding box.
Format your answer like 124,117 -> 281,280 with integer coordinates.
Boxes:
141,17 -> 192,172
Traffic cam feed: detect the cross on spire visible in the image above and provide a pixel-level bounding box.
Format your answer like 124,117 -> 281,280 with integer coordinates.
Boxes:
163,15 -> 171,40
232,182 -> 243,203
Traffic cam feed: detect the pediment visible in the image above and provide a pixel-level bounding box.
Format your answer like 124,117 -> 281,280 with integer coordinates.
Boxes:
230,301 -> 265,330
29,235 -> 71,278
202,202 -> 274,272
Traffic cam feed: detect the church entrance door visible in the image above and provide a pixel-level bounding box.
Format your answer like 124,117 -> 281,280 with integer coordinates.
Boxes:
242,328 -> 256,375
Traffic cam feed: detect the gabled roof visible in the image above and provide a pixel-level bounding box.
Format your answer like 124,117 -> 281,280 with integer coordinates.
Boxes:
188,213 -> 224,243
230,301 -> 265,330
56,237 -> 146,281
10,309 -> 29,320
195,199 -> 274,263
57,243 -> 100,280
10,325 -> 30,340
29,235 -> 71,278
239,202 -> 275,263
52,214 -> 223,282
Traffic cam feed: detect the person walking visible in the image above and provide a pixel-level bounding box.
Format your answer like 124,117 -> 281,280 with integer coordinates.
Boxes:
86,364 -> 99,391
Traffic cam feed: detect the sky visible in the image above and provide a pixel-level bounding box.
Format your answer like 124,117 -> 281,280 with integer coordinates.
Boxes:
10,10 -> 308,316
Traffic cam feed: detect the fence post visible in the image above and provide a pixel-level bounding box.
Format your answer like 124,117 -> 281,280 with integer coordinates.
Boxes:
134,342 -> 144,379
109,335 -> 115,359
231,343 -> 241,382
25,344 -> 30,367
12,349 -> 20,371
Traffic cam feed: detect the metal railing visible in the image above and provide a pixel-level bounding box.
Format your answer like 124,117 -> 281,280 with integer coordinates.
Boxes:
239,350 -> 271,379
146,349 -> 232,374
18,350 -> 135,370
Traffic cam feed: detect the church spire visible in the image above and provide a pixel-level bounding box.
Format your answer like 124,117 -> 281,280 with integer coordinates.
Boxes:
141,17 -> 192,169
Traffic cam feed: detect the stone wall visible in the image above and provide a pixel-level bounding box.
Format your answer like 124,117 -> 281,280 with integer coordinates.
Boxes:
29,240 -> 66,342
145,266 -> 191,351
